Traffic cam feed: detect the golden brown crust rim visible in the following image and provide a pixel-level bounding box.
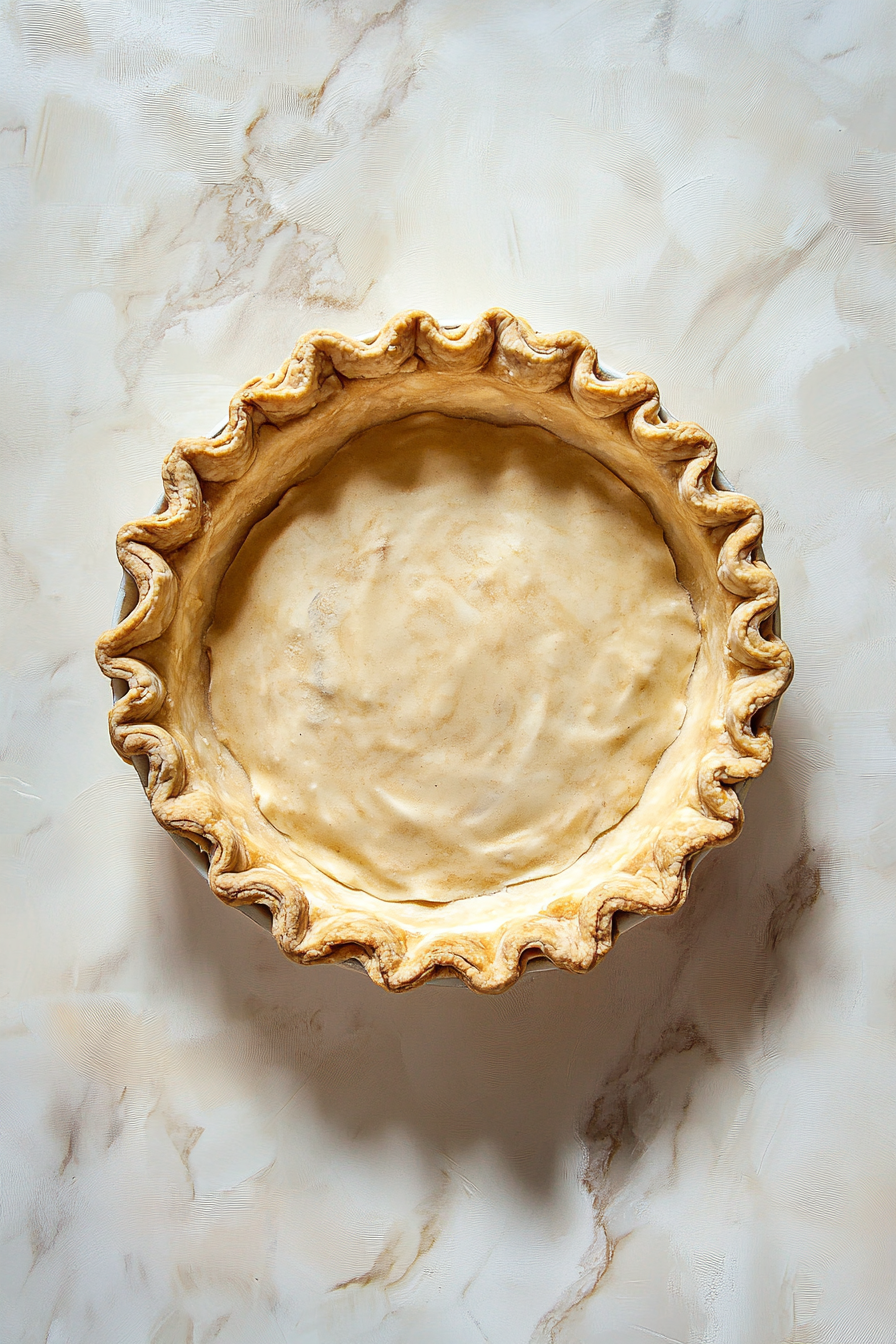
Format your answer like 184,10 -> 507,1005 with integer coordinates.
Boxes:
96,309 -> 793,992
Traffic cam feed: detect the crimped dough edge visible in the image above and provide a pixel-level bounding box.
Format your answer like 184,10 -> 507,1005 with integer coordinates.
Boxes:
96,309 -> 793,993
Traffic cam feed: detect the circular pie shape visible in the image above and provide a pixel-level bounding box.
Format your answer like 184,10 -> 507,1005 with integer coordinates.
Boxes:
207,413 -> 700,903
96,310 -> 792,992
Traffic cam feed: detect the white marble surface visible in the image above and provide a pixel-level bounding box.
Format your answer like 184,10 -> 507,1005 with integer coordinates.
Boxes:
2,1 -> 895,1340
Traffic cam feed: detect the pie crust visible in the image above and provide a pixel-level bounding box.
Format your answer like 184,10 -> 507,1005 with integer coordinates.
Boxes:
96,310 -> 793,992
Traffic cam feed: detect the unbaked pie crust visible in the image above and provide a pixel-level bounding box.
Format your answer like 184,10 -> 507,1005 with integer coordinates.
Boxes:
96,310 -> 793,992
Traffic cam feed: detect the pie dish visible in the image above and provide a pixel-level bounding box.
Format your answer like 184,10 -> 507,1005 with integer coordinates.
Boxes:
96,310 -> 792,992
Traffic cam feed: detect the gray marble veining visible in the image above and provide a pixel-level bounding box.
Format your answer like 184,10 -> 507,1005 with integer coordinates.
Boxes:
1,1 -> 894,1340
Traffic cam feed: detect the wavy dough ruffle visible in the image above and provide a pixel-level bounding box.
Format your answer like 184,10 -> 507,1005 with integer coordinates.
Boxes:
96,310 -> 793,993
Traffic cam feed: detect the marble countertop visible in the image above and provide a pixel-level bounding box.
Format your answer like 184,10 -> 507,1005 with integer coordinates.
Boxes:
2,1 -> 894,1340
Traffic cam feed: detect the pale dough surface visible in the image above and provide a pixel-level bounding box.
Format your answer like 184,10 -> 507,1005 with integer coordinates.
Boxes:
207,413 -> 699,902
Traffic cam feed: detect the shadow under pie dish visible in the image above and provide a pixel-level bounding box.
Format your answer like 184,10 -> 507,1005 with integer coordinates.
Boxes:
96,310 -> 793,993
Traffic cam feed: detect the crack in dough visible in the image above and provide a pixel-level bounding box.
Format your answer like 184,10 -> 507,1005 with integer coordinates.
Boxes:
207,413 -> 699,902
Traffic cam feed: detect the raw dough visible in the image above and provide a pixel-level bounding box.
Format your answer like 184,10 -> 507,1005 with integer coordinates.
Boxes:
207,413 -> 699,903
